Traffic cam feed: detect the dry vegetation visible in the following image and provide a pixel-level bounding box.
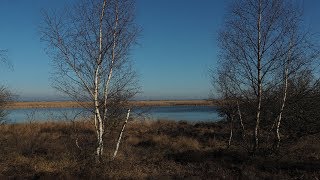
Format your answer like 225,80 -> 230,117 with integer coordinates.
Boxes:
6,100 -> 217,109
0,120 -> 319,179
6,101 -> 90,109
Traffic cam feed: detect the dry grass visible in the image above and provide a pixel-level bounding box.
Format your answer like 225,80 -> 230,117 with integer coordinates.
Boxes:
6,100 -> 217,109
6,101 -> 90,109
0,120 -> 319,179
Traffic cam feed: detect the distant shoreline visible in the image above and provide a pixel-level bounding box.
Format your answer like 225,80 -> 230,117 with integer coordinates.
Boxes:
6,100 -> 218,109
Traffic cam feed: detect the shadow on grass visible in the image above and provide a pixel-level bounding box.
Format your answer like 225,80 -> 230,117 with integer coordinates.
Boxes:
167,149 -> 246,164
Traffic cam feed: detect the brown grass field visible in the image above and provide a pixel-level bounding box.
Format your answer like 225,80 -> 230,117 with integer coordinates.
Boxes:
6,100 -> 217,109
0,120 -> 319,179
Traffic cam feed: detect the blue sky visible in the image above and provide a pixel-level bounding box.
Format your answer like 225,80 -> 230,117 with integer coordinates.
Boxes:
0,0 -> 319,101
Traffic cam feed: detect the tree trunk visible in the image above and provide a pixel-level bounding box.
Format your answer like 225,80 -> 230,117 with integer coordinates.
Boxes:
94,67 -> 104,157
103,0 -> 118,121
228,115 -> 234,148
276,43 -> 290,149
112,109 -> 131,160
95,0 -> 107,159
254,0 -> 263,152
237,101 -> 245,138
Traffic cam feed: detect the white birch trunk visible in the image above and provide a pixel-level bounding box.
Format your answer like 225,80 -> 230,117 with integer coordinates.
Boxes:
95,0 -> 107,158
95,67 -> 104,157
254,0 -> 262,151
276,43 -> 290,149
237,101 -> 245,138
112,109 -> 130,160
103,1 -> 119,122
228,115 -> 234,148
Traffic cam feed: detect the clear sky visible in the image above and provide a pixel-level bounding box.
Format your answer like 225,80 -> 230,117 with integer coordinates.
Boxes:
0,0 -> 319,101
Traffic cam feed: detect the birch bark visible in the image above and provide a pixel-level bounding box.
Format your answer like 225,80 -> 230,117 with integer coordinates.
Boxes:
228,115 -> 234,148
276,43 -> 291,149
112,109 -> 131,159
254,0 -> 263,151
237,101 -> 245,138
95,0 -> 107,158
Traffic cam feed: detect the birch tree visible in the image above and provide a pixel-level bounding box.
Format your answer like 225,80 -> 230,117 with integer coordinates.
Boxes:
41,0 -> 139,159
214,0 -> 319,152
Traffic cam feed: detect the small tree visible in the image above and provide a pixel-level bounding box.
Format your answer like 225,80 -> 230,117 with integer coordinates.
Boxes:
213,0 -> 319,152
41,0 -> 139,159
0,86 -> 12,124
0,49 -> 9,67
0,50 -> 12,124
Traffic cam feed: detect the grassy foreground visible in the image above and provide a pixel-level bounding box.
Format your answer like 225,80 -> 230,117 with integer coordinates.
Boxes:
0,120 -> 319,179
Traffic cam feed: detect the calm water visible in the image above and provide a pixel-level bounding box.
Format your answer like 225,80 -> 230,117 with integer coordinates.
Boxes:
135,106 -> 222,122
6,106 -> 222,123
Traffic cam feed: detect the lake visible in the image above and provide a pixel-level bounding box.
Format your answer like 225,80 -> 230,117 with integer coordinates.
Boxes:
6,106 -> 222,123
